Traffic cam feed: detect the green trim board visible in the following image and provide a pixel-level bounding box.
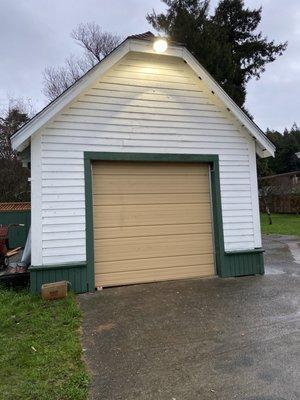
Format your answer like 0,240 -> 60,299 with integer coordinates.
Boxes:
222,250 -> 264,277
225,248 -> 265,255
29,262 -> 87,294
84,155 -> 95,292
29,262 -> 86,271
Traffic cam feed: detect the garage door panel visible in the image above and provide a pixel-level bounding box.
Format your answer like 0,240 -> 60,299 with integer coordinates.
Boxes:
93,203 -> 212,227
93,192 -> 210,206
94,233 -> 213,262
93,162 -> 208,175
94,222 -> 212,239
92,161 -> 215,287
93,175 -> 209,195
95,253 -> 214,273
96,263 -> 215,287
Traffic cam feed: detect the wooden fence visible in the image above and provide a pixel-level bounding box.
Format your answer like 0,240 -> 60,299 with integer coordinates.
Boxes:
259,195 -> 300,214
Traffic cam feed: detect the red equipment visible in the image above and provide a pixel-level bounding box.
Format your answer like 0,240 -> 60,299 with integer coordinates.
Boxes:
0,224 -> 24,270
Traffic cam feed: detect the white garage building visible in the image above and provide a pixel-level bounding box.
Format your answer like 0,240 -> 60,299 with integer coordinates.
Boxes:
12,32 -> 275,293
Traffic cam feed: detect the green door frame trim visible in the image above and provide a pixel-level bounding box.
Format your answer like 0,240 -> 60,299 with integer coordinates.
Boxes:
84,151 -> 228,292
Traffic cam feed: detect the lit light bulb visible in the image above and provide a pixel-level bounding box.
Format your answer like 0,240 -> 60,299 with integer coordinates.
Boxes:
153,39 -> 168,53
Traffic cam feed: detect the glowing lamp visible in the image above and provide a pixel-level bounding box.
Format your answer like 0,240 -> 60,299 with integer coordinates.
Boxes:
153,38 -> 168,53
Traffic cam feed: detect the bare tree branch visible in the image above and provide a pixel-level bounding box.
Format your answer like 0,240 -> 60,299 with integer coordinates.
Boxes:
71,22 -> 121,61
43,22 -> 121,101
42,54 -> 89,101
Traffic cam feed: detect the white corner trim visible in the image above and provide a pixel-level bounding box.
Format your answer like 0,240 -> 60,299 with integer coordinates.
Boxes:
249,140 -> 262,247
255,144 -> 272,159
30,132 -> 43,265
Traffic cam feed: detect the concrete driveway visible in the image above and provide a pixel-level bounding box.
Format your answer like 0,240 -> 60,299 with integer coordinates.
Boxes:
79,235 -> 300,400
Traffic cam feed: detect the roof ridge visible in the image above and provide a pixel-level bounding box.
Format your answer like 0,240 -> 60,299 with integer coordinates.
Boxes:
127,31 -> 155,41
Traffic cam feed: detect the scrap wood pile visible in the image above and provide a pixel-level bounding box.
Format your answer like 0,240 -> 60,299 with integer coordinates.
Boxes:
0,224 -> 28,276
0,245 -> 26,275
6,247 -> 22,258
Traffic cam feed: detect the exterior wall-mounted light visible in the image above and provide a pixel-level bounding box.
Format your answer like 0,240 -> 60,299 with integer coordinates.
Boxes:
153,38 -> 168,53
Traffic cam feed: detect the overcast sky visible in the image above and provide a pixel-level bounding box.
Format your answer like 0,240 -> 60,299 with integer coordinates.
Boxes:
0,0 -> 299,131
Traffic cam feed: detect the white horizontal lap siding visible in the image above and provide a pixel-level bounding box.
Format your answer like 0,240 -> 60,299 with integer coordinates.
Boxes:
40,52 -> 256,264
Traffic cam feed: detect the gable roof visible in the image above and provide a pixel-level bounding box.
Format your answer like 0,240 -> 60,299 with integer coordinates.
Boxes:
11,32 -> 275,157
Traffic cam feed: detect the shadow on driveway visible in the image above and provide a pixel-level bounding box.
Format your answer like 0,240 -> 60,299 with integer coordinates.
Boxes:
79,235 -> 300,400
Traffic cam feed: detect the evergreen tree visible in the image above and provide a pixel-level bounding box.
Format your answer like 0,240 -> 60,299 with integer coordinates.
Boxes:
0,108 -> 29,159
0,101 -> 31,202
147,0 -> 287,107
257,124 -> 300,177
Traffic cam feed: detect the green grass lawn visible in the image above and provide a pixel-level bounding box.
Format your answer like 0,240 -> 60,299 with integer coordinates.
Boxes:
0,289 -> 89,400
260,213 -> 300,236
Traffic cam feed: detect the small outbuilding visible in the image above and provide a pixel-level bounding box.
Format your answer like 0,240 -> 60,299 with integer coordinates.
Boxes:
12,32 -> 275,293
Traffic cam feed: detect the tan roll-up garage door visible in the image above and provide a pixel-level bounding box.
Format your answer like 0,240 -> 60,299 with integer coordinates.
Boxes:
92,161 -> 215,287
